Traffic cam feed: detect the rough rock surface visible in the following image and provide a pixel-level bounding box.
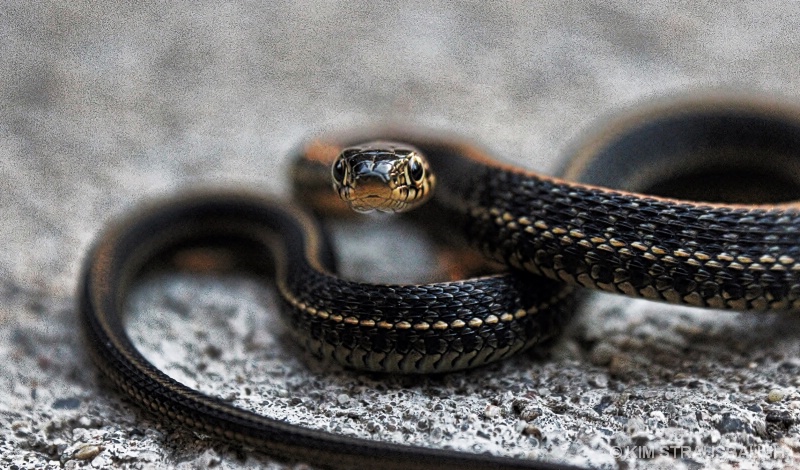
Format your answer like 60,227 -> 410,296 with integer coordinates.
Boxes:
3,2 -> 800,469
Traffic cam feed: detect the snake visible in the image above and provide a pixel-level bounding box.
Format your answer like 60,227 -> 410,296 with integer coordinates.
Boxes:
79,97 -> 800,469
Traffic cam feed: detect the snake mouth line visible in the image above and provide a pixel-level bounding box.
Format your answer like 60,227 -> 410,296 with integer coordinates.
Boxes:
348,195 -> 389,204
349,196 -> 398,212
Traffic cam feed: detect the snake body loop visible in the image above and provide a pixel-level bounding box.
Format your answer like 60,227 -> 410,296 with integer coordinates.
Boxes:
80,97 -> 800,469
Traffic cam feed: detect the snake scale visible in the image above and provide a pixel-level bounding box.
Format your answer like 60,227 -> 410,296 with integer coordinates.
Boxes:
79,97 -> 800,469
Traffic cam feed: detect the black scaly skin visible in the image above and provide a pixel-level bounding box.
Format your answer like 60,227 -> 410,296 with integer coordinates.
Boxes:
285,263 -> 572,373
463,167 -> 800,311
81,191 -> 577,470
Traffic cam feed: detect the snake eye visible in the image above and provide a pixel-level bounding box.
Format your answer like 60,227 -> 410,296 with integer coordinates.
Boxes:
408,156 -> 425,183
332,159 -> 346,184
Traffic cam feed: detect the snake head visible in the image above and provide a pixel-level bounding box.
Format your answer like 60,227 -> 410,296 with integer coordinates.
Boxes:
332,141 -> 435,213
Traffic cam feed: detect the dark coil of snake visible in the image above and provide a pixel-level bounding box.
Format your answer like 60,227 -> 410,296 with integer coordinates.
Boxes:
80,97 -> 800,470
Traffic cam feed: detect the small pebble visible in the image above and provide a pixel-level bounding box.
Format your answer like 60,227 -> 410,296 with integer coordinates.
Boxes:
484,405 -> 501,418
336,394 -> 350,405
519,406 -> 541,421
523,425 -> 542,439
714,412 -> 752,434
589,374 -> 609,388
74,445 -> 103,460
767,389 -> 786,403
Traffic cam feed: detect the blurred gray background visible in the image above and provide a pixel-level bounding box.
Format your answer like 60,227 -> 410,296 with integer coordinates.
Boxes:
4,2 -> 800,469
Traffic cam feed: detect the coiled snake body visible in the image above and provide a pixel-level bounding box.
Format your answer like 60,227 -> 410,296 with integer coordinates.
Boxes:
79,98 -> 800,469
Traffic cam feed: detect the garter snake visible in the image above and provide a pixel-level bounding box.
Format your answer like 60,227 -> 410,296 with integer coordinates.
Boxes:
79,97 -> 800,469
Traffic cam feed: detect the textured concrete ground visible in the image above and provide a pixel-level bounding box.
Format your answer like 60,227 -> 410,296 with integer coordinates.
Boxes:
4,2 -> 800,469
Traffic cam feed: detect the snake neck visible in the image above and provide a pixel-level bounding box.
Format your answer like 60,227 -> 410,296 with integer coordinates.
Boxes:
444,161 -> 800,311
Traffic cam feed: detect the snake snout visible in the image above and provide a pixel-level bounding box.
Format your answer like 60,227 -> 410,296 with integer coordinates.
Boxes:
339,160 -> 397,212
347,179 -> 395,213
